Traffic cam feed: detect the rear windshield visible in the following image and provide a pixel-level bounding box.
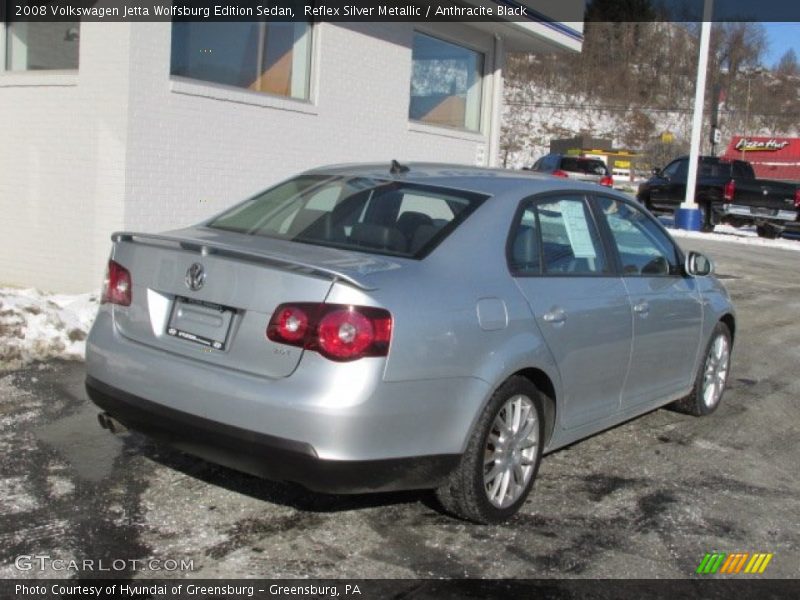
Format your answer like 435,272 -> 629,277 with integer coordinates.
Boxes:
699,159 -> 753,179
559,158 -> 609,176
207,175 -> 488,259
699,160 -> 733,177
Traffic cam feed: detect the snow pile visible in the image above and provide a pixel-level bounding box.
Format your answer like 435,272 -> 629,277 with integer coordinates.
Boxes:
668,224 -> 800,253
0,288 -> 99,370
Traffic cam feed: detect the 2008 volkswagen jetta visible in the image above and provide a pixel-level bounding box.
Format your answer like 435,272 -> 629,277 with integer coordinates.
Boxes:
86,163 -> 735,523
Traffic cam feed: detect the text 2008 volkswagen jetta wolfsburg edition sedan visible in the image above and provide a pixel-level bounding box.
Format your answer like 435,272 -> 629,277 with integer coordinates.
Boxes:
86,162 -> 735,523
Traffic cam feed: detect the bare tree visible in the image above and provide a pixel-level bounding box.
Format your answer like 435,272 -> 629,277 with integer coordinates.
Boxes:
776,49 -> 799,77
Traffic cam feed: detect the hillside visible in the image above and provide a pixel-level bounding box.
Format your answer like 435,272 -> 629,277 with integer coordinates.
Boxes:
501,21 -> 800,171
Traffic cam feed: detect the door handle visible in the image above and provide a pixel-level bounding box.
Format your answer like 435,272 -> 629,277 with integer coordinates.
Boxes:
542,308 -> 567,324
633,301 -> 650,315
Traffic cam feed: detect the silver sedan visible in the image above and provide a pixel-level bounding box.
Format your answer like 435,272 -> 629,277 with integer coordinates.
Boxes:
86,162 -> 735,523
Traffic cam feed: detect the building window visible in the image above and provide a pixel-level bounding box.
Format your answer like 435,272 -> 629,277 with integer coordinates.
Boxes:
170,22 -> 312,100
4,21 -> 80,70
409,32 -> 484,132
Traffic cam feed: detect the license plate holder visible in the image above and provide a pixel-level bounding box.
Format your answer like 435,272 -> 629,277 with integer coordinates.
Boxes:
167,297 -> 235,351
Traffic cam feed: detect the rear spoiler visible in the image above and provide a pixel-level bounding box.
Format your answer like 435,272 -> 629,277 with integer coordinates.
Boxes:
111,231 -> 377,291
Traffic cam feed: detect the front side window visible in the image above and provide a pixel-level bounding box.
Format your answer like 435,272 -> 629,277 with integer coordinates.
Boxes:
208,175 -> 487,259
597,197 -> 679,276
5,21 -> 80,70
170,22 -> 312,99
409,32 -> 484,131
509,196 -> 608,276
661,159 -> 687,180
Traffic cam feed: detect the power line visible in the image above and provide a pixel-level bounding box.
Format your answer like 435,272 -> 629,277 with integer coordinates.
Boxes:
505,101 -> 800,118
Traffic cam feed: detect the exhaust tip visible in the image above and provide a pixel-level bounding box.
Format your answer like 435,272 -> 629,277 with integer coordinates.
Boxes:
97,412 -> 127,434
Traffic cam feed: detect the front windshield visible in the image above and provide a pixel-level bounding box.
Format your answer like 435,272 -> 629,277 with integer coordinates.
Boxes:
207,174 -> 488,259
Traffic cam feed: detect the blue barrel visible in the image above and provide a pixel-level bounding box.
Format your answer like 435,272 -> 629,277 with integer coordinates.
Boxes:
674,207 -> 703,231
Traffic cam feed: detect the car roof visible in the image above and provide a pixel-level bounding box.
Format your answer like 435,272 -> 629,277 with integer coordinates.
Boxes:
303,162 -> 615,197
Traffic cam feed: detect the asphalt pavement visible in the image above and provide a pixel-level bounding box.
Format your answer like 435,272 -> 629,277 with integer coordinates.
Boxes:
0,235 -> 798,580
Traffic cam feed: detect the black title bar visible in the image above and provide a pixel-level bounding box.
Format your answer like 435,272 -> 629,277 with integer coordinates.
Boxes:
4,579 -> 800,600
3,0 -> 800,22
3,0 -> 585,23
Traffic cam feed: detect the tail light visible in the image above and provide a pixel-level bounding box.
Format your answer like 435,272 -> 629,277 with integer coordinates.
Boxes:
552,169 -> 569,178
599,175 -> 614,187
267,303 -> 392,362
794,188 -> 800,209
723,179 -> 735,202
101,260 -> 132,306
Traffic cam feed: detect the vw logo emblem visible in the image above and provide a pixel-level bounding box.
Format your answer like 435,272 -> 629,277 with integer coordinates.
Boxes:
185,263 -> 206,291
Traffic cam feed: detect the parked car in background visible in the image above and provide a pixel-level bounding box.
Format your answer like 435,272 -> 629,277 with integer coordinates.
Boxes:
637,155 -> 800,237
86,163 -> 735,524
527,153 -> 614,187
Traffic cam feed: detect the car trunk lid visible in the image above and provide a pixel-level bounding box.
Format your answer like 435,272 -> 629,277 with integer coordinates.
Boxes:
108,227 -> 399,379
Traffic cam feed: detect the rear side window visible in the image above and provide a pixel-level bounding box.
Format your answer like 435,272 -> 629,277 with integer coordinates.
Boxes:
208,175 -> 487,259
509,196 -> 608,276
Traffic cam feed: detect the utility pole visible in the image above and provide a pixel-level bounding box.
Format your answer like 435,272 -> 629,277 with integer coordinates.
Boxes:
741,74 -> 754,162
710,84 -> 722,157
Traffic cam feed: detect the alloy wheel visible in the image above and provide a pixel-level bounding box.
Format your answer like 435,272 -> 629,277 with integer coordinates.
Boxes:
483,394 -> 539,508
702,334 -> 730,408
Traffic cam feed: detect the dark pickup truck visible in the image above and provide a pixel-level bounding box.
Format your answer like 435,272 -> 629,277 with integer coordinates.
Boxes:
637,155 -> 800,237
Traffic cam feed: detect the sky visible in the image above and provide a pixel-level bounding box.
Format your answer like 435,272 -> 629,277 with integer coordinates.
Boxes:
759,22 -> 799,68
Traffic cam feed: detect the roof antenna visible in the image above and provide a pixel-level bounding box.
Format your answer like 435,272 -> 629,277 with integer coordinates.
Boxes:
390,159 -> 410,175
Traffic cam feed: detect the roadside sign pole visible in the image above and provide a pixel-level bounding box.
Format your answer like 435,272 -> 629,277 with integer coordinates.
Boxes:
676,0 -> 713,231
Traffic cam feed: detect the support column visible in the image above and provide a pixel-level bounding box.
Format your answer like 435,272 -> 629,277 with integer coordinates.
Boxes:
487,34 -> 505,168
676,0 -> 714,231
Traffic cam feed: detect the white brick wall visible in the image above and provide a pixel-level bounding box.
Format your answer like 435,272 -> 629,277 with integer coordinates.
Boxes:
0,22 -> 130,293
123,21 -> 496,233
1,21 -> 499,292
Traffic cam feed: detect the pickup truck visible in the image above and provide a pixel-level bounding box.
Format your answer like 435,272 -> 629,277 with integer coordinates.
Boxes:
636,155 -> 800,237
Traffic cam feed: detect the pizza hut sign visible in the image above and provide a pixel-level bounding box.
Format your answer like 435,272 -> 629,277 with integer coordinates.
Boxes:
735,138 -> 791,152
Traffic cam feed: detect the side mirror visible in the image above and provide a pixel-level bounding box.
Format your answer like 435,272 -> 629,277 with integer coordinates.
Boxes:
685,251 -> 713,277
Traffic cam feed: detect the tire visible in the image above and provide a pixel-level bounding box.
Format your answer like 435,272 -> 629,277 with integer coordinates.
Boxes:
436,376 -> 545,524
699,202 -> 714,233
756,223 -> 780,239
672,322 -> 732,416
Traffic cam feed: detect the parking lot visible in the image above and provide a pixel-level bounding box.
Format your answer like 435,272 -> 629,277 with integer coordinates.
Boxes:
1,234 -> 798,580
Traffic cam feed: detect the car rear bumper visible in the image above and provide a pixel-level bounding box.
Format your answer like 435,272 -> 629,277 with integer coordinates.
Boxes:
86,375 -> 459,494
722,203 -> 798,223
87,310 -> 488,461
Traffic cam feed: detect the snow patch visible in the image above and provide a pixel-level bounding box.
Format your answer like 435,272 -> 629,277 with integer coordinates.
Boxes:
47,475 -> 76,499
0,476 -> 40,514
0,288 -> 99,370
668,224 -> 800,253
